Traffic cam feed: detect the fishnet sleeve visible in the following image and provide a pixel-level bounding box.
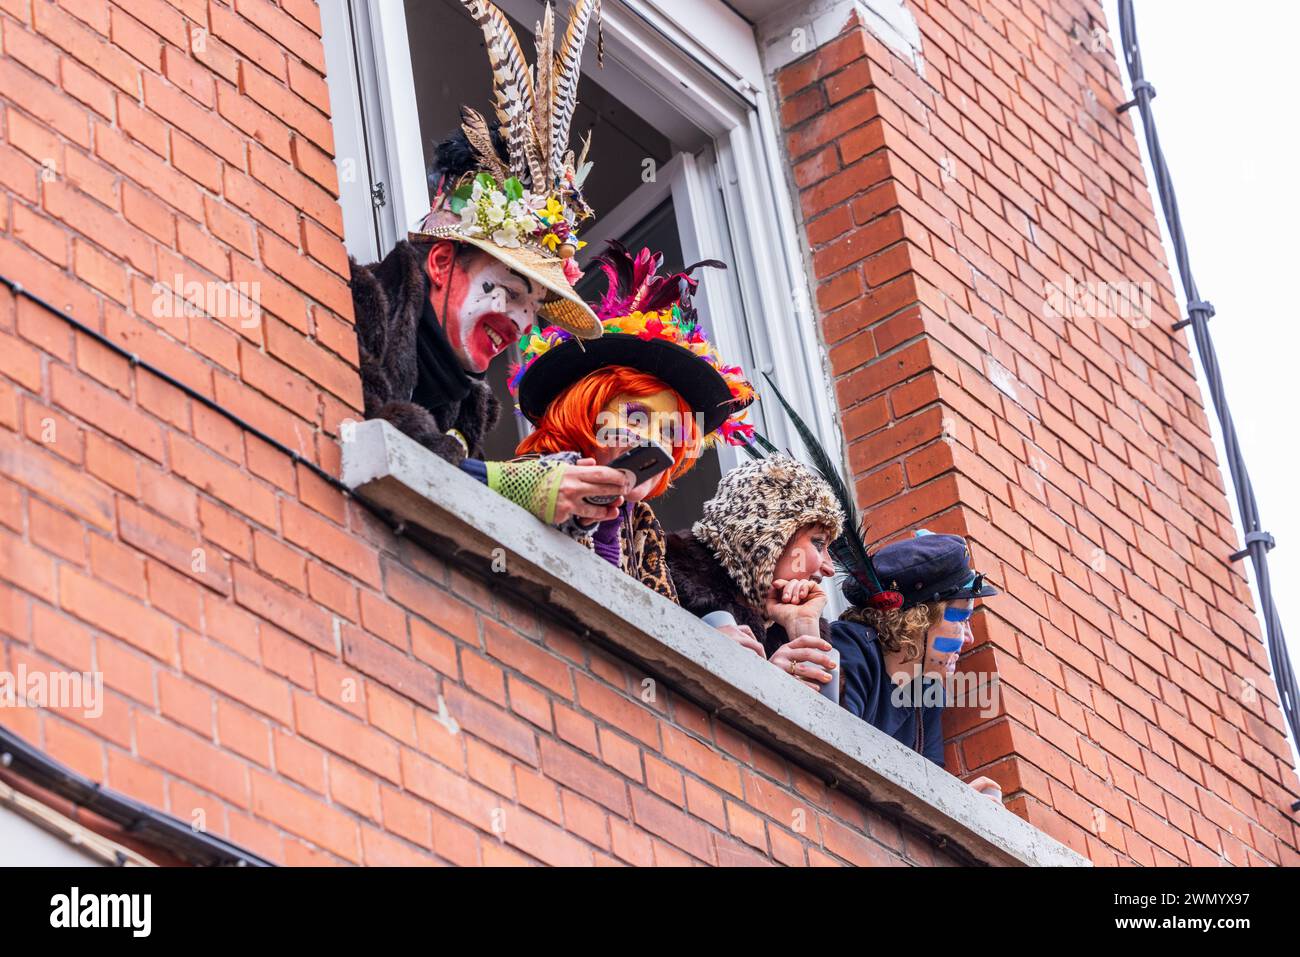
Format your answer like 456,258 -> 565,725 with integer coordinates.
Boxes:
486,457 -> 571,525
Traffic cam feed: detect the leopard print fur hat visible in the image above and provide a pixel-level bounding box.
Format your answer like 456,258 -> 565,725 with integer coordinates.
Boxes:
692,454 -> 844,611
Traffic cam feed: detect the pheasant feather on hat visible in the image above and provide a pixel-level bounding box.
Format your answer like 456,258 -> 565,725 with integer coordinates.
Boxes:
412,0 -> 605,338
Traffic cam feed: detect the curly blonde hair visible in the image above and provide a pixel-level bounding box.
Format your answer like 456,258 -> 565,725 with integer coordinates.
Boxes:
840,602 -> 944,662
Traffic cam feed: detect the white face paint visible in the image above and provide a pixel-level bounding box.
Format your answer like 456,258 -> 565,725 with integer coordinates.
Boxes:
439,251 -> 547,373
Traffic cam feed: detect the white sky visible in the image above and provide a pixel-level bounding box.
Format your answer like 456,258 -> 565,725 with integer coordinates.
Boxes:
1101,1 -> 1300,719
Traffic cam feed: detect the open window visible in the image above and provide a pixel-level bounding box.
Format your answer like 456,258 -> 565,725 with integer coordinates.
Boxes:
322,0 -> 840,532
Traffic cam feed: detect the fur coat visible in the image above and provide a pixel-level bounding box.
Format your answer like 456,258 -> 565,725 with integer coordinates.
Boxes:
349,240 -> 499,465
666,531 -> 828,658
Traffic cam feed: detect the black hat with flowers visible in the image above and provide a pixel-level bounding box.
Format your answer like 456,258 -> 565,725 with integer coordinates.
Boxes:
510,242 -> 757,445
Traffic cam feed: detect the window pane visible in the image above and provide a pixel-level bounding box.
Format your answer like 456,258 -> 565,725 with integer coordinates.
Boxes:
655,449 -> 722,533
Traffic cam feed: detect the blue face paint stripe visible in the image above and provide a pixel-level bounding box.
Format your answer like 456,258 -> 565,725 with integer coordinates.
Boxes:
943,606 -> 973,622
931,637 -> 964,653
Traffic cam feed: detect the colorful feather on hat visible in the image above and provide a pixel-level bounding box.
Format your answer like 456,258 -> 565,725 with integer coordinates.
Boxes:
593,240 -> 725,325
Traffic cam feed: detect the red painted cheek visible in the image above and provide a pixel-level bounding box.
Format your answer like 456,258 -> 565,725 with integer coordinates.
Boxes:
440,276 -> 471,353
432,271 -> 499,370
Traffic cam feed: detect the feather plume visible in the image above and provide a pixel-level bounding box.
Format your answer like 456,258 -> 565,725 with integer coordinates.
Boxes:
460,107 -> 510,182
524,119 -> 547,189
551,0 -> 600,184
638,258 -> 725,315
591,241 -> 726,321
742,431 -> 781,460
575,130 -> 592,170
759,373 -> 886,597
463,0 -> 534,178
533,4 -> 556,184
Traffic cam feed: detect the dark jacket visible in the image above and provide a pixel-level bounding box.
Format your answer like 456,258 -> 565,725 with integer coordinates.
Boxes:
349,240 -> 500,465
665,531 -> 826,658
829,620 -> 946,767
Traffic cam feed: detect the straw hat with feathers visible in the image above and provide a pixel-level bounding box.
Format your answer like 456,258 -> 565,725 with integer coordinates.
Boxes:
410,0 -> 605,338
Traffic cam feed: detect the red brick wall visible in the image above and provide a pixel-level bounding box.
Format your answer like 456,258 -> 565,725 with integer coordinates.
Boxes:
777,0 -> 1300,865
0,0 -> 965,865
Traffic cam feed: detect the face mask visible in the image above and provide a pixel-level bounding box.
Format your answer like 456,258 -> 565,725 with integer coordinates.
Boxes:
593,391 -> 683,503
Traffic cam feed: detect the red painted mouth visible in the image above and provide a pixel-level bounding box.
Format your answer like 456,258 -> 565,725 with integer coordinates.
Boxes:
470,312 -> 522,365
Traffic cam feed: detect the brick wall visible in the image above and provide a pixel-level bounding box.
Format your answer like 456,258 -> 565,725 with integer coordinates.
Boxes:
0,0 -> 969,865
777,0 -> 1300,865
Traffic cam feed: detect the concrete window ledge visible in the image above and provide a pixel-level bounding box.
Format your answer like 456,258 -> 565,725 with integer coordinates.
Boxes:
341,420 -> 1088,867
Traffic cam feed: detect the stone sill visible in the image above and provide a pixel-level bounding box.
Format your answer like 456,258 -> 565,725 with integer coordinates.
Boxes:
340,420 -> 1088,867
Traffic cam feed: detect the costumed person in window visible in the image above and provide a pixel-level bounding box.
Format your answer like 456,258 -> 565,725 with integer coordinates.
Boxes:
731,382 -> 1005,801
508,242 -> 756,601
831,531 -> 1000,772
349,0 -> 631,525
667,454 -> 846,692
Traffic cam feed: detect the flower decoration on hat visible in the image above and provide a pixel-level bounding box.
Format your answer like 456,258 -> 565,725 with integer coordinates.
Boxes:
445,172 -> 590,261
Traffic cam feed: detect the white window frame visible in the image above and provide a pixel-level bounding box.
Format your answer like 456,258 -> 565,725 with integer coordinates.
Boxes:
321,0 -> 381,263
321,0 -> 430,262
322,0 -> 843,472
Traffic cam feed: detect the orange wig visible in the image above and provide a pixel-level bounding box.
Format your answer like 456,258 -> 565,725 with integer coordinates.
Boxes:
516,366 -> 703,499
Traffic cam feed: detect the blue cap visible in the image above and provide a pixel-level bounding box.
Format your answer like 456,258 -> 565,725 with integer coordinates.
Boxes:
850,530 -> 998,609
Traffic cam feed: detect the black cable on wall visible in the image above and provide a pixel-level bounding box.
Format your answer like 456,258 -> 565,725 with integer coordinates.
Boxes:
1117,0 -> 1299,807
